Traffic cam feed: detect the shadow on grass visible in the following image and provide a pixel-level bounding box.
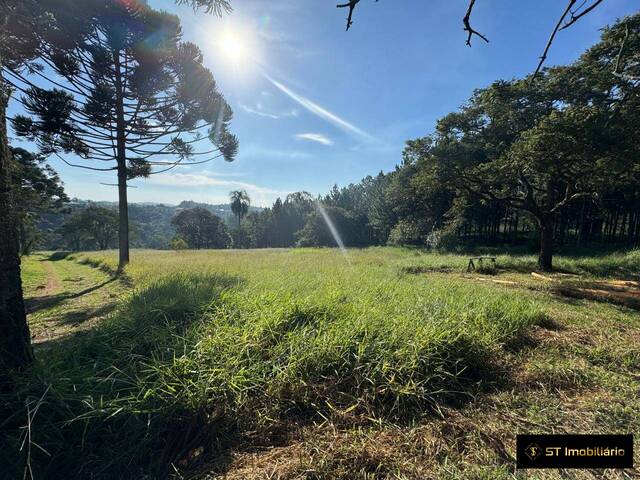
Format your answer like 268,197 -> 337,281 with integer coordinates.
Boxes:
55,303 -> 119,327
3,270 -> 544,479
43,251 -> 75,261
2,272 -> 245,480
25,277 -> 117,313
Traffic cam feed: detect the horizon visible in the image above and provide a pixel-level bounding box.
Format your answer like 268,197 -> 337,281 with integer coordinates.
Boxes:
7,0 -> 638,207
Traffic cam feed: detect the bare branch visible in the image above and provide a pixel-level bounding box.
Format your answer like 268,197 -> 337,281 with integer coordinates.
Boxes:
533,0 -> 577,79
463,0 -> 489,47
54,153 -> 117,172
337,0 -> 362,31
100,183 -> 138,188
560,0 -> 604,30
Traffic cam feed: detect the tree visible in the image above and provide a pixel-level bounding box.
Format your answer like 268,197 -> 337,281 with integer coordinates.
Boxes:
0,0 -> 233,373
229,190 -> 250,229
60,212 -> 88,251
296,204 -> 369,247
8,0 -> 238,272
58,206 -> 118,250
400,14 -> 640,270
0,0 -> 53,373
81,205 -> 119,250
170,237 -> 188,250
10,147 -> 68,255
171,207 -> 229,249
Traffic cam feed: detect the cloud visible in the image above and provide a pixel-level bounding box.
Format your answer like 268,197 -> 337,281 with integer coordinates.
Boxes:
294,133 -> 334,146
239,102 -> 299,120
256,29 -> 315,59
262,72 -> 374,142
146,172 -> 290,196
240,144 -> 311,160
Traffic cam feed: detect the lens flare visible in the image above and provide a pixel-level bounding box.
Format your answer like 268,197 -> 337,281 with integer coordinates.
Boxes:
316,203 -> 351,265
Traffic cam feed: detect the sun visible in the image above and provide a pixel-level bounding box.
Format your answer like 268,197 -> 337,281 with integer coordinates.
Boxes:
219,31 -> 247,62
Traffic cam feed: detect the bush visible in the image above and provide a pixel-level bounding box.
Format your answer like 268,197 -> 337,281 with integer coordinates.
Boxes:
425,228 -> 460,251
387,219 -> 428,246
171,237 -> 188,250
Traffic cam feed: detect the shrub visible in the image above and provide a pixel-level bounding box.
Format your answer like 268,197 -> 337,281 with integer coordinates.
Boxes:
425,228 -> 460,251
171,237 -> 188,250
387,219 -> 428,246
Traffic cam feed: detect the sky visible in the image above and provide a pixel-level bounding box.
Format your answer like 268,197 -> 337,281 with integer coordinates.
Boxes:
7,0 -> 639,207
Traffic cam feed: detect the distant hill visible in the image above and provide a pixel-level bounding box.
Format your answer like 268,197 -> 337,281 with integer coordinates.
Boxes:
38,200 -> 263,250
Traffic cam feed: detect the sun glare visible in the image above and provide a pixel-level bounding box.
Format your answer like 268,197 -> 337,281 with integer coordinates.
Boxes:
219,32 -> 247,62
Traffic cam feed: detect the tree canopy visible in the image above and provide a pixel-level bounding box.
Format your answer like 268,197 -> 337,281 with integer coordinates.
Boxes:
6,0 -> 238,270
171,207 -> 230,249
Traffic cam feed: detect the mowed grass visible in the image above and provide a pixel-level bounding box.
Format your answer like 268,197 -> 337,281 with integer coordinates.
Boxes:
3,248 -> 638,479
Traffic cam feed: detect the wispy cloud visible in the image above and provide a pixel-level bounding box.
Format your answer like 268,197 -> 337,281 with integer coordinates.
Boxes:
295,133 -> 334,146
240,144 -> 311,160
256,29 -> 315,59
239,102 -> 299,120
262,72 -> 374,142
146,172 -> 290,196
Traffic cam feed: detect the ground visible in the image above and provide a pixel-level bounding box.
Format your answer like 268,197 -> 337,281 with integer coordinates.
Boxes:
22,252 -> 124,345
12,248 -> 640,479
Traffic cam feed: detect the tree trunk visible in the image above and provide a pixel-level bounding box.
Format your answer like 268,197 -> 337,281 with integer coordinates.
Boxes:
114,51 -> 129,272
0,72 -> 33,374
538,216 -> 553,272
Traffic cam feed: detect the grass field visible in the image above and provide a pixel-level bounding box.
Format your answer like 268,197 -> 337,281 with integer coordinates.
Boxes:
3,248 -> 639,479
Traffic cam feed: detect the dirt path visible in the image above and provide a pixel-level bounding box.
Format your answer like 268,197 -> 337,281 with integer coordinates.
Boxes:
24,254 -> 126,346
41,259 -> 62,296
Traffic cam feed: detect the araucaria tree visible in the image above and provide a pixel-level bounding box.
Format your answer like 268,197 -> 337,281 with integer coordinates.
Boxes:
229,189 -> 250,228
7,0 -> 238,271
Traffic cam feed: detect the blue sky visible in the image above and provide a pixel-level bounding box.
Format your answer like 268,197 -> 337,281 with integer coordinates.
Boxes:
8,0 -> 638,206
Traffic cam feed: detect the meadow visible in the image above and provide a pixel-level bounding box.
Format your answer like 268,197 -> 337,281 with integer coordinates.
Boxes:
2,247 -> 639,479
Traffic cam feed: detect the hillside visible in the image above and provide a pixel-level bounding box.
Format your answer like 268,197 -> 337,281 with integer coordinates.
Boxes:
38,200 -> 263,250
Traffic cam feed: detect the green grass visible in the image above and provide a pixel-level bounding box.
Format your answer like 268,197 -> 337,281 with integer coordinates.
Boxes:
20,254 -> 48,292
3,247 -> 639,479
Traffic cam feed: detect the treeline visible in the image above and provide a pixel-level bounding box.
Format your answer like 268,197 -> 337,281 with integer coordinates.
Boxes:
35,201 -> 260,251
234,14 -> 640,269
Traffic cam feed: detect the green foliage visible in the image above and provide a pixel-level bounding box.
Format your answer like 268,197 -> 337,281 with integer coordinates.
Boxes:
9,147 -> 68,254
58,204 -> 118,250
171,207 -> 230,249
229,189 -> 250,228
243,192 -> 315,248
296,205 -> 370,247
425,228 -> 460,251
170,237 -> 188,250
387,219 -> 427,246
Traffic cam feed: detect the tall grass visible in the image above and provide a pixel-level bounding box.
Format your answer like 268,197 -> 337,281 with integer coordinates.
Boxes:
3,248 -> 551,478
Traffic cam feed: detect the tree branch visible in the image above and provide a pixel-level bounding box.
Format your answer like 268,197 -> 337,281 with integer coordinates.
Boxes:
560,0 -> 604,31
337,0 -> 363,31
533,0 -> 577,79
463,0 -> 489,46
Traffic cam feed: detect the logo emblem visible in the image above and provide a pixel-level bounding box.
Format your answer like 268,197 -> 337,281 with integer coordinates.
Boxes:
525,443 -> 543,461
